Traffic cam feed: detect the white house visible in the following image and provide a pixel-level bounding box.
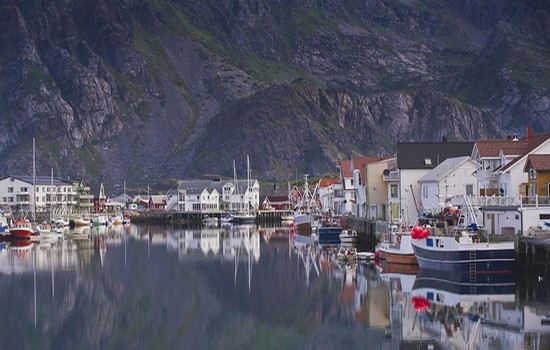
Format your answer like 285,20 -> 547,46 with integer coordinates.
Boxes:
397,142 -> 475,226
337,159 -> 355,215
317,178 -> 340,214
417,156 -> 478,214
0,175 -> 76,214
177,178 -> 260,213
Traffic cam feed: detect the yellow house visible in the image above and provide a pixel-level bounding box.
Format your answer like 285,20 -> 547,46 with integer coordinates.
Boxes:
523,154 -> 550,197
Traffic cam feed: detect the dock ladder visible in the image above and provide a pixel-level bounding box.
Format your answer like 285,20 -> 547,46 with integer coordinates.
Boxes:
469,250 -> 477,294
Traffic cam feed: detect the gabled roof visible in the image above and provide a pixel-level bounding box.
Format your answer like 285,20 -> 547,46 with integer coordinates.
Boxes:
149,195 -> 166,204
177,179 -> 257,195
418,156 -> 472,183
523,154 -> 550,172
473,140 -> 528,158
352,156 -> 393,184
108,193 -> 132,203
338,159 -> 352,178
500,132 -> 550,172
319,178 -> 339,188
264,196 -> 289,203
397,142 -> 474,169
1,175 -> 74,186
165,188 -> 179,197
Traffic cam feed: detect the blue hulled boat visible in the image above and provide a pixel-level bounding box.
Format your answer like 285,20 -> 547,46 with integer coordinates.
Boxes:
410,232 -> 515,273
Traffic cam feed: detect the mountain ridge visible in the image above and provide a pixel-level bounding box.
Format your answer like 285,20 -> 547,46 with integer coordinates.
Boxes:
0,0 -> 548,191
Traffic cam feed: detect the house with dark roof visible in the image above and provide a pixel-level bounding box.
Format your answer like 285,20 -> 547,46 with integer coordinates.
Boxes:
396,141 -> 475,226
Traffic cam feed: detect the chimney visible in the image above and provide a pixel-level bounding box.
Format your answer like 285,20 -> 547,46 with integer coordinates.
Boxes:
527,127 -> 533,140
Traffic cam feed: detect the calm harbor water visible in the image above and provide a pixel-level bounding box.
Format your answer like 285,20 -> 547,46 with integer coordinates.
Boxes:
0,223 -> 549,349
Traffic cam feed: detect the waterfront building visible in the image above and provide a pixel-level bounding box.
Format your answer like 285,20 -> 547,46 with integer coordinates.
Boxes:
362,157 -> 395,221
0,175 -> 76,214
106,193 -> 132,210
316,178 -> 341,214
177,178 -> 259,213
164,189 -> 179,211
336,159 -> 355,214
396,141 -> 474,226
348,156 -> 392,219
417,156 -> 478,214
74,180 -> 94,214
149,195 -> 166,210
469,130 -> 550,235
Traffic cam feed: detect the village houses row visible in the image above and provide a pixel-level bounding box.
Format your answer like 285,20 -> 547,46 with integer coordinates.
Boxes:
0,128 -> 549,234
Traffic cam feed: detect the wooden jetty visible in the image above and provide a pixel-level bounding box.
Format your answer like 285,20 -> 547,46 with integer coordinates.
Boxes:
342,217 -> 381,251
516,233 -> 550,276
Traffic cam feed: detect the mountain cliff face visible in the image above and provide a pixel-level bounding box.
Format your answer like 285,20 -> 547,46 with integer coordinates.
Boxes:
0,0 -> 548,190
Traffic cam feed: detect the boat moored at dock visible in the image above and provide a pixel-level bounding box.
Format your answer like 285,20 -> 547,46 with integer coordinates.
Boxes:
410,231 -> 515,273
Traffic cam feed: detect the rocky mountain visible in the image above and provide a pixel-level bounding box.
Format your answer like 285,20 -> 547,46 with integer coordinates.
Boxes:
0,0 -> 548,191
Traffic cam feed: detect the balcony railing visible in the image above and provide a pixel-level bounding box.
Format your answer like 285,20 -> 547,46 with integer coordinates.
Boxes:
383,172 -> 399,182
521,196 -> 550,207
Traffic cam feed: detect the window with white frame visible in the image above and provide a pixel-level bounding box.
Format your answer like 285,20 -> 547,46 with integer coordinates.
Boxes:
390,184 -> 398,199
422,185 -> 428,199
529,166 -> 537,180
465,184 -> 474,196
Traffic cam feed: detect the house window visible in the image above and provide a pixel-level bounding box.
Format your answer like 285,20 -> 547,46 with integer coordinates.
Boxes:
390,184 -> 398,199
7,187 -> 13,193
529,166 -> 537,180
424,158 -> 432,166
422,185 -> 428,199
465,184 -> 474,196
529,183 -> 537,197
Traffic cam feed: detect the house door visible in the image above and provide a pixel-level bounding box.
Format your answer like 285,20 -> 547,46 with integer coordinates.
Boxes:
490,214 -> 495,235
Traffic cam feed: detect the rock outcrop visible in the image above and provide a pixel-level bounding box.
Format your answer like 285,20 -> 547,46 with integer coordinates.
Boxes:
0,0 -> 548,187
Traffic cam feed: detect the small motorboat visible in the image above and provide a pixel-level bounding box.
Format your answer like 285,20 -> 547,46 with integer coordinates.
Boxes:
339,229 -> 358,244
356,251 -> 376,260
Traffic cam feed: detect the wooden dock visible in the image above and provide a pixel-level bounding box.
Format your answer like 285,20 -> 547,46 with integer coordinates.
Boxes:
516,234 -> 550,275
342,217 -> 382,251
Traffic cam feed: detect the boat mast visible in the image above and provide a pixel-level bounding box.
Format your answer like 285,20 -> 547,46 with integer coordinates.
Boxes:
246,155 -> 251,212
233,160 -> 239,211
50,167 -> 53,223
32,138 -> 36,223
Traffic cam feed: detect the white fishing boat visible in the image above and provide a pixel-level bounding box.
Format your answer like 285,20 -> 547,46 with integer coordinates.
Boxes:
293,175 -> 320,237
339,229 -> 358,244
377,226 -> 417,265
73,216 -> 90,227
203,216 -> 219,225
410,229 -> 515,273
92,214 -> 109,226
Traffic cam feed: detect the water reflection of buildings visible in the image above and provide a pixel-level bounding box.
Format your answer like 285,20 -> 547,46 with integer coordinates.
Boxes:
0,238 -> 94,275
379,265 -> 550,349
289,234 -> 389,328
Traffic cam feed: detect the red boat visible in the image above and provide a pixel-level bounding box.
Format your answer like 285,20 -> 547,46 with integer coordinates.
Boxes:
10,220 -> 35,239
